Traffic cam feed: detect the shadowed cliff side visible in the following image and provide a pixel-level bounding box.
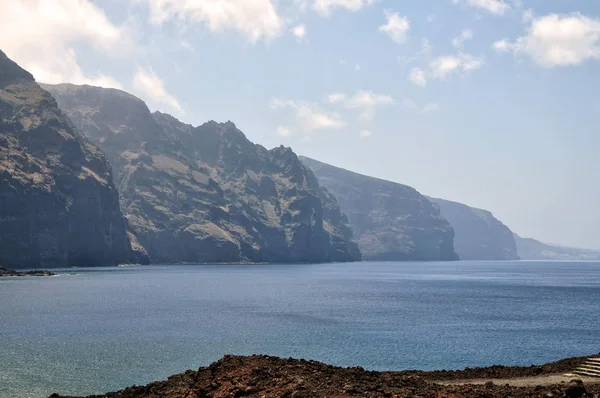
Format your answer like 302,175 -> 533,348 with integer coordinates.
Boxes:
300,157 -> 458,261
0,50 -> 142,268
427,197 -> 519,260
43,83 -> 360,263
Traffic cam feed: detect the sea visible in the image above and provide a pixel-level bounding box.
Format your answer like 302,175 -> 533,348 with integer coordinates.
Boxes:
1,261 -> 599,398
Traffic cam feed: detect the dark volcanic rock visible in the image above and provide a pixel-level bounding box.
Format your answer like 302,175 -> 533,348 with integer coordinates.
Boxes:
48,354 -> 600,398
300,157 -> 458,261
564,379 -> 586,398
427,197 -> 519,260
514,233 -> 600,260
43,84 -> 360,263
0,50 -> 139,268
0,266 -> 56,277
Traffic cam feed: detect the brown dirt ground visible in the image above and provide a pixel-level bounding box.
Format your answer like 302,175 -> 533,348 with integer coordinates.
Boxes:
49,354 -> 600,398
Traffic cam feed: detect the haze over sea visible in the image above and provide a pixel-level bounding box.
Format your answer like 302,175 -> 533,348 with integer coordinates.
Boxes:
1,261 -> 599,398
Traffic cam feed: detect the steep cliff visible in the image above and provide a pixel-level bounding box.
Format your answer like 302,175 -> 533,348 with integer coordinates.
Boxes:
43,84 -> 360,263
0,50 -> 138,268
300,157 -> 458,261
427,197 -> 519,260
514,234 -> 600,260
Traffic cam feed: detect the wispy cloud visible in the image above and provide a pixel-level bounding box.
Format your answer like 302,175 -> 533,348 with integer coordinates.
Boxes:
133,66 -> 182,113
328,90 -> 394,120
270,98 -> 346,133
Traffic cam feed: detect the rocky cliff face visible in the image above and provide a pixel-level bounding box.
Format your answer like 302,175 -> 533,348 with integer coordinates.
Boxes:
300,157 -> 458,261
0,50 -> 138,268
514,234 -> 600,261
427,197 -> 519,260
43,84 -> 360,263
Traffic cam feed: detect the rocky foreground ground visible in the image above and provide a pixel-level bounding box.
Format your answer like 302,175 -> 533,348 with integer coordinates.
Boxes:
50,354 -> 600,398
0,266 -> 56,277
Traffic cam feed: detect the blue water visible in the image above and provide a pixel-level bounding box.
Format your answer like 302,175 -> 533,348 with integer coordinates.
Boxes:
1,261 -> 599,398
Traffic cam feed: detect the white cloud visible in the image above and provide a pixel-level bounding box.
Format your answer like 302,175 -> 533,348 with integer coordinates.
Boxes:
276,126 -> 294,137
379,11 -> 410,44
355,64 -> 361,71
270,98 -> 346,132
492,13 -> 600,67
429,53 -> 484,79
329,90 -> 394,120
291,24 -> 306,39
427,15 -> 436,23
139,0 -> 284,43
312,0 -> 374,17
422,102 -> 441,113
0,0 -> 124,88
492,39 -> 511,52
328,93 -> 347,103
133,66 -> 182,113
408,67 -> 427,87
404,99 -> 441,113
359,129 -> 372,138
453,0 -> 509,15
452,29 -> 473,48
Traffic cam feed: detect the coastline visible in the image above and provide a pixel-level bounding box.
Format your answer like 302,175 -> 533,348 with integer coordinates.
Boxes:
48,354 -> 600,398
0,267 -> 56,277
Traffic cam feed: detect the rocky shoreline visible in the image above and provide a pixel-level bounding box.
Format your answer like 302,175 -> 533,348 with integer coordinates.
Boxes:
49,354 -> 600,398
0,267 -> 56,277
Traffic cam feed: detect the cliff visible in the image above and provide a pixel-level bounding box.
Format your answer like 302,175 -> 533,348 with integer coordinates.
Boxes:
427,197 -> 519,260
300,157 -> 458,261
514,234 -> 600,261
0,50 -> 139,268
43,84 -> 360,263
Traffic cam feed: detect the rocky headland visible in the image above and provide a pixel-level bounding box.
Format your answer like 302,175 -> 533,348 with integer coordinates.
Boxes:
427,197 -> 520,260
514,234 -> 600,261
300,156 -> 458,261
48,354 -> 599,398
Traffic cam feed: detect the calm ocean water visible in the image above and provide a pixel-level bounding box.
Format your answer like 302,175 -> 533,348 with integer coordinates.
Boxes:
1,261 -> 599,398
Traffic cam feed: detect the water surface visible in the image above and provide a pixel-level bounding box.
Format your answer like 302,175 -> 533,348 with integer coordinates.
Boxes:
1,261 -> 599,398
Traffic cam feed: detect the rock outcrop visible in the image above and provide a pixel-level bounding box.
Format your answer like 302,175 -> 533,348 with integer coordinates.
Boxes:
514,234 -> 600,261
0,50 -> 139,268
427,197 -> 519,260
48,354 -> 600,398
0,266 -> 56,277
43,84 -> 360,263
300,157 -> 458,261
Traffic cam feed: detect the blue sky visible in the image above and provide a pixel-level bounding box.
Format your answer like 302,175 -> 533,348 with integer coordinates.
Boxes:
1,0 -> 599,249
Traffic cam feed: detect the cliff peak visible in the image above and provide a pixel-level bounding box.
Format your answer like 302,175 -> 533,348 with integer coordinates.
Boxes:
0,49 -> 34,87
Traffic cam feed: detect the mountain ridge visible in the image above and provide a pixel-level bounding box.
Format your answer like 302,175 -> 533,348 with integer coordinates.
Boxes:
43,83 -> 361,264
300,156 -> 458,261
0,50 -> 140,268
